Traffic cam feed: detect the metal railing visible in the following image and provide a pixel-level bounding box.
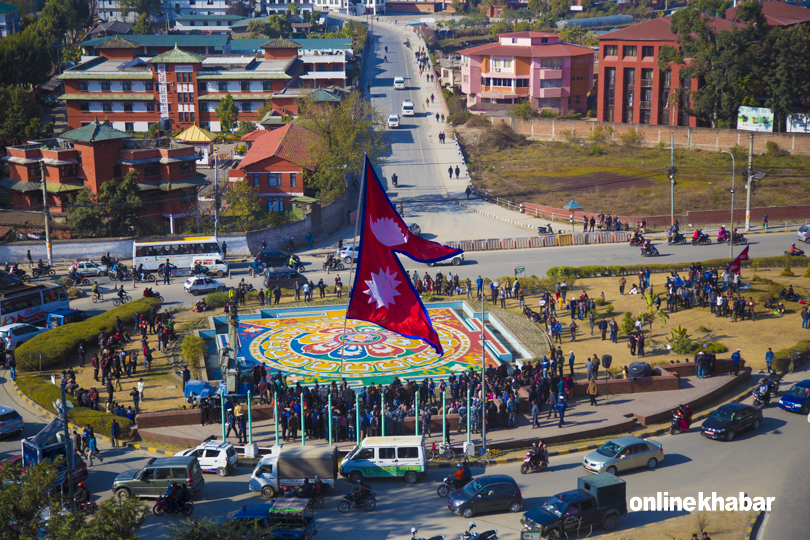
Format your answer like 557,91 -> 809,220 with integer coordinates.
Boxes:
640,79 -> 653,87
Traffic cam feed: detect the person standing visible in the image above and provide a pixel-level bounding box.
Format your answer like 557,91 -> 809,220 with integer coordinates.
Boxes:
258,288 -> 265,307
448,166 -> 453,179
598,317 -> 608,340
454,166 -> 460,179
182,366 -> 191,391
731,348 -> 741,375
531,400 -> 540,428
762,213 -> 768,229
26,250 -> 32,268
87,432 -> 102,465
619,276 -> 626,296
306,232 -> 313,249
130,386 -> 140,415
568,351 -> 575,376
637,333 -> 646,357
587,380 -> 598,406
546,390 -> 557,420
164,258 -> 171,285
273,285 -> 282,305
765,348 -> 774,372
110,419 -> 121,447
556,395 -> 567,427
221,241 -> 227,260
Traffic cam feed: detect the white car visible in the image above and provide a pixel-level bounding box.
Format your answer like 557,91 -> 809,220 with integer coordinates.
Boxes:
74,261 -> 109,277
184,276 -> 226,296
401,100 -> 415,116
393,77 -> 405,89
339,243 -> 359,264
174,441 -> 238,477
0,323 -> 47,350
388,114 -> 400,128
427,252 -> 464,267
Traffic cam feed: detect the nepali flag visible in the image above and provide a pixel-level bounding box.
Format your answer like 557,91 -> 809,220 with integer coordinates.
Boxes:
346,157 -> 463,354
726,245 -> 750,275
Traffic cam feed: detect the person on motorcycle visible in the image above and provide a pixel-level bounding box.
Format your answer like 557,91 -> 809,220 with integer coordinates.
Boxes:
528,441 -> 546,468
391,173 -> 398,187
300,478 -> 314,497
193,261 -> 204,275
633,229 -> 643,243
754,379 -> 770,406
384,55 -> 387,62
449,463 -> 471,489
385,46 -> 388,53
348,480 -> 367,505
38,259 -> 46,270
693,229 -> 702,241
313,475 -> 325,496
718,225 -> 727,240
165,482 -> 179,513
69,266 -> 78,283
74,482 -> 90,504
790,243 -> 802,255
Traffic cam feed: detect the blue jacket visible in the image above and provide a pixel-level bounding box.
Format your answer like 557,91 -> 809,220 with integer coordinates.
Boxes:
731,351 -> 741,364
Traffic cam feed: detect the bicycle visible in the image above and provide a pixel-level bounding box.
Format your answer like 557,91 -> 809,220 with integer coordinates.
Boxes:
112,293 -> 131,307
91,291 -> 104,303
481,448 -> 505,462
460,453 -> 488,468
426,442 -> 454,461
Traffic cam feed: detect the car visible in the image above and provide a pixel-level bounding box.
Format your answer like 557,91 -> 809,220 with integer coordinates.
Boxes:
401,100 -> 415,116
447,474 -> 523,518
405,222 -> 421,237
700,403 -> 763,441
778,380 -> 810,414
174,441 -> 238,477
388,114 -> 400,128
73,261 -> 109,277
264,269 -> 308,290
0,323 -> 48,350
393,76 -> 405,89
427,252 -> 464,267
339,243 -> 359,264
0,405 -> 24,437
254,250 -> 295,268
582,436 -> 664,475
798,224 -> 810,244
3,453 -> 88,492
113,456 -> 205,500
184,276 -> 226,296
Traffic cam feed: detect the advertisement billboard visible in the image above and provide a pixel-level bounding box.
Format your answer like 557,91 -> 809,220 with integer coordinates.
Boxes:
737,106 -> 773,132
787,114 -> 810,134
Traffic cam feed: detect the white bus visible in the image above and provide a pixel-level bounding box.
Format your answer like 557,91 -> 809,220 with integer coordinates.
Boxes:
0,283 -> 69,326
132,236 -> 228,276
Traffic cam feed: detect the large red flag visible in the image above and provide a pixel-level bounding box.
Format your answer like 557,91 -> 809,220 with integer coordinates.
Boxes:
726,245 -> 750,275
346,157 -> 463,354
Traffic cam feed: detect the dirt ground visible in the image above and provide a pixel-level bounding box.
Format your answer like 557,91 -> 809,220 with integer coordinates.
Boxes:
597,510 -> 757,540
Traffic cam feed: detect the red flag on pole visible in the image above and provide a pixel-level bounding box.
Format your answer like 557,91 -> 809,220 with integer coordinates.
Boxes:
346,157 -> 463,354
726,245 -> 750,275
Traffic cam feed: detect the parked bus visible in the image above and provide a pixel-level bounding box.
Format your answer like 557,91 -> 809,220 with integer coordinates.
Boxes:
132,236 -> 228,276
0,283 -> 69,326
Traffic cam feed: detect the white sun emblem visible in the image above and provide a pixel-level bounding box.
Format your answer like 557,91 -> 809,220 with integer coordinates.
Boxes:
364,266 -> 402,309
370,217 -> 407,247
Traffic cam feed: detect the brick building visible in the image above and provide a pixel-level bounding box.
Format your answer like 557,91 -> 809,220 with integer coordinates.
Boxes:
230,123 -> 321,213
596,16 -> 735,127
0,120 -> 206,229
458,31 -> 595,116
726,1 -> 810,28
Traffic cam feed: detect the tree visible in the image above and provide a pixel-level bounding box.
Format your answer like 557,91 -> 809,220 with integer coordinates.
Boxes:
0,85 -> 43,144
458,13 -> 489,29
226,0 -> 252,17
547,0 -> 570,18
297,92 -> 388,201
66,188 -> 101,238
560,26 -> 596,46
38,0 -> 88,43
507,101 -> 539,119
48,497 -> 149,540
225,180 -> 262,232
98,171 -> 143,236
0,26 -> 52,87
255,101 -> 273,123
527,0 -> 544,16
287,2 -> 300,16
120,0 -> 161,19
132,12 -> 153,35
763,24 -> 810,132
215,94 -> 239,132
181,335 -> 206,370
234,121 -> 257,137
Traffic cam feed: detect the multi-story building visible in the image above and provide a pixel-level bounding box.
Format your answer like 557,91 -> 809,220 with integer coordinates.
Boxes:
0,120 -> 205,228
94,0 -> 231,23
596,16 -> 735,126
0,1 -> 20,37
174,14 -> 245,33
80,34 -> 231,56
229,123 -> 321,213
726,1 -> 810,28
458,31 -> 594,115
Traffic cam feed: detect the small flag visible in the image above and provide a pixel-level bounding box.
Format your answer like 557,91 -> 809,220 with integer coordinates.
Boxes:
726,245 -> 750,275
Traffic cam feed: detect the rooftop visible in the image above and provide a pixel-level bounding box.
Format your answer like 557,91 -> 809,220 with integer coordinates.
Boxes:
82,34 -> 230,52
147,45 -> 205,64
0,1 -> 19,14
458,41 -> 595,58
59,118 -> 131,143
726,1 -> 810,27
95,36 -> 140,49
57,57 -> 152,80
237,123 -> 321,170
598,15 -> 737,42
174,14 -> 244,22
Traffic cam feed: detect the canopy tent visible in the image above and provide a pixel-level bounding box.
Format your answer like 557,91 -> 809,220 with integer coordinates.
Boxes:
175,124 -> 217,142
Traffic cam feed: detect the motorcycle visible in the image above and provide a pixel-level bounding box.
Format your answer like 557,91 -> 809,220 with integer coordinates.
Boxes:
143,289 -> 164,302
32,265 -> 56,278
410,527 -> 444,540
337,491 -> 377,513
718,231 -> 747,245
133,270 -> 156,284
667,233 -> 687,246
108,269 -> 133,281
437,477 -> 469,498
459,522 -> 498,540
752,388 -> 770,408
8,266 -> 30,282
280,485 -> 325,509
323,259 -> 345,272
152,495 -> 194,516
520,451 -> 548,475
65,274 -> 90,287
75,500 -> 98,515
629,236 -> 644,247
392,174 -> 398,187
640,245 -> 659,257
786,249 -> 806,257
670,410 -> 690,435
691,234 -> 712,246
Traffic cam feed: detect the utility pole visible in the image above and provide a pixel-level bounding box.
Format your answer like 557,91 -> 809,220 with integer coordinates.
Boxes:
39,161 -> 53,266
669,133 -> 675,227
60,381 -> 76,513
213,152 -> 219,237
745,133 -> 754,231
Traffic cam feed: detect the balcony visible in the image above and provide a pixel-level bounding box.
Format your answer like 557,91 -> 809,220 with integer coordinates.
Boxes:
300,71 -> 346,80
539,87 -> 567,99
640,101 -> 652,109
538,69 -> 562,80
300,54 -> 346,64
641,79 -> 653,88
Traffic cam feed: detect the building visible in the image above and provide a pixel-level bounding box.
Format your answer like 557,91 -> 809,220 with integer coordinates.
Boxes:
726,1 -> 810,28
0,1 -> 20,37
230,123 -> 321,213
81,21 -> 133,42
94,0 -> 230,23
0,120 -> 206,229
174,14 -> 245,34
458,31 -> 595,115
80,34 -> 231,56
596,16 -> 735,126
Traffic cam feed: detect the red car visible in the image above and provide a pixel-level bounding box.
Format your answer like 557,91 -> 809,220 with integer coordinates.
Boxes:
2,453 -> 88,492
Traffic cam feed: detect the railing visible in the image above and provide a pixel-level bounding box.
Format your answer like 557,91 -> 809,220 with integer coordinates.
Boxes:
467,188 -> 571,225
639,101 -> 652,109
640,79 -> 653,87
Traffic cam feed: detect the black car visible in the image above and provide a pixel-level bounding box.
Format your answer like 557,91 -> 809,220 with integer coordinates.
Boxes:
255,250 -> 294,268
700,403 -> 763,441
447,475 -> 523,518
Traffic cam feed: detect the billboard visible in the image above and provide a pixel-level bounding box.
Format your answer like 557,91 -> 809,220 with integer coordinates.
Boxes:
787,114 -> 810,134
737,106 -> 773,132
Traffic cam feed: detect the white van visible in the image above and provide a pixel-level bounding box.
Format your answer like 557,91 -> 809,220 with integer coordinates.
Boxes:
339,435 -> 426,484
192,256 -> 228,277
394,77 -> 405,89
401,100 -> 415,116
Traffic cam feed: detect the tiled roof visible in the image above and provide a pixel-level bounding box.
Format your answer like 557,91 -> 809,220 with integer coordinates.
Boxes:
57,72 -> 153,80
289,38 -> 353,51
598,16 -> 736,42
259,112 -> 287,126
726,1 -> 810,27
260,38 -> 302,49
308,88 -> 341,102
81,34 -> 229,51
241,129 -> 271,142
458,42 -> 594,57
59,118 -> 130,143
95,36 -> 140,49
497,31 -> 557,38
0,177 -> 85,193
228,38 -> 268,53
58,94 -> 155,101
238,123 -> 321,171
147,45 -> 204,64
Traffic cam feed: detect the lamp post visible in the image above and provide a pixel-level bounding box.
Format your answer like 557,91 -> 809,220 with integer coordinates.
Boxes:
481,276 -> 498,454
721,151 -> 736,260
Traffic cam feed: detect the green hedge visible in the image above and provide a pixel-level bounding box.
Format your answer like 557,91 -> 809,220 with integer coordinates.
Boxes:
773,339 -> 810,373
16,298 -> 162,372
547,255 -> 794,279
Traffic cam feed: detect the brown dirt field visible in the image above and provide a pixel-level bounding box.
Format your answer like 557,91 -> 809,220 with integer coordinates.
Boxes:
540,172 -> 656,193
597,510 -> 757,540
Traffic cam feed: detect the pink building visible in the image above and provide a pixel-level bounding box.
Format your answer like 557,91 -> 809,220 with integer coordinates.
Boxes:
458,31 -> 595,115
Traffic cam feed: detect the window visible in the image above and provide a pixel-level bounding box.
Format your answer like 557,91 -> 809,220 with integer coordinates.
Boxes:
177,72 -> 182,83
623,46 -> 637,58
218,82 -> 228,91
253,173 -> 261,186
80,103 -> 90,112
101,81 -> 111,91
538,98 -> 560,109
113,164 -> 122,178
124,102 -> 133,112
102,102 -> 112,112
183,112 -> 189,123
189,93 -> 194,102
290,173 -> 296,187
147,102 -> 155,112
28,165 -> 39,177
78,82 -> 88,91
61,165 -> 77,178
268,173 -> 280,186
263,81 -> 273,91
603,45 -> 618,57
398,447 -> 419,459
378,448 -> 396,459
145,81 -> 153,91
540,79 -> 563,88
179,161 -> 194,175
241,102 -> 251,112
145,163 -> 159,177
241,81 -> 250,91
268,196 -> 284,212
540,57 -> 564,69
198,82 -> 205,92
150,49 -> 157,55
125,122 -> 134,131
642,46 -> 654,59
123,81 -> 132,91
190,112 -> 194,123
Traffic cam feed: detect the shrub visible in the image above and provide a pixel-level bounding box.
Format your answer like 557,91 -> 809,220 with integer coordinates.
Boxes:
781,264 -> 795,276
205,291 -> 230,308
66,287 -> 82,299
588,125 -> 613,144
594,297 -> 606,306
557,129 -> 580,144
765,140 -> 781,157
235,144 -> 247,155
773,339 -> 810,373
619,129 -> 643,148
448,110 -> 472,125
539,109 -> 559,118
805,264 -> 810,278
181,335 -> 206,371
16,298 -> 161,373
619,311 -> 635,335
728,144 -> 748,163
697,325 -> 711,332
589,144 -> 604,156
586,109 -> 596,118
466,115 -> 491,128
604,304 -> 615,314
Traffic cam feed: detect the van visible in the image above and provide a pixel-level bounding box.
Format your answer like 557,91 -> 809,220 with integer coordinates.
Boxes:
264,269 -> 308,290
339,435 -> 426,484
401,100 -> 415,116
192,256 -> 228,277
112,456 -> 204,500
46,309 -> 87,329
394,77 -> 405,89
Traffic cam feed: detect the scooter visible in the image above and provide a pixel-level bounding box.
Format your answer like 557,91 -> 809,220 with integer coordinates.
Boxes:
786,249 -> 806,257
75,500 -> 98,515
691,233 -> 712,246
437,477 -> 468,498
410,527 -> 444,540
670,410 -> 690,435
640,245 -> 659,257
32,265 -> 56,278
752,388 -> 770,408
7,265 -> 30,282
667,233 -> 687,245
152,495 -> 194,516
520,451 -> 548,475
459,522 -> 498,540
629,236 -> 644,247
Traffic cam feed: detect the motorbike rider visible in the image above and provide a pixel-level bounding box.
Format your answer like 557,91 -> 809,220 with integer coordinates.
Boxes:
313,475 -> 325,496
165,482 -> 179,513
693,229 -> 702,241
348,479 -> 371,505
74,482 -> 90,504
300,478 -> 314,497
633,229 -> 643,243
718,225 -> 727,240
449,462 -> 471,489
37,259 -> 47,270
753,379 -> 770,406
117,286 -> 126,302
391,173 -> 398,187
529,441 -> 549,468
193,261 -> 204,275
641,239 -> 654,253
789,243 -> 803,255
91,281 -> 100,301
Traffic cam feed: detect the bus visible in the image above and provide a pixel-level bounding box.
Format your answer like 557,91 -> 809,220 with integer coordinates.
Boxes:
132,236 -> 228,276
0,283 -> 70,326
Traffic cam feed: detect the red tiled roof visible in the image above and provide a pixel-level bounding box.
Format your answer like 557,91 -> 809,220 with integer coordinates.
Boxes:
458,42 -> 594,57
598,15 -> 737,42
240,129 -> 271,142
726,1 -> 810,27
238,123 -> 321,171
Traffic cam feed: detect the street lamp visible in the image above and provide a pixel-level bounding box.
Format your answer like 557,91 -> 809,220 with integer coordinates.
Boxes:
480,276 -> 498,454
721,151 -> 735,260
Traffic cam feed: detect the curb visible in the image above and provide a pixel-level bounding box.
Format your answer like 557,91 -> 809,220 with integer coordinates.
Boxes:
745,510 -> 763,539
455,201 -> 540,232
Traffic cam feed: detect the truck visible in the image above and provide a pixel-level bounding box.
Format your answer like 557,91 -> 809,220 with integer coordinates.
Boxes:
228,499 -> 317,540
520,473 -> 627,539
248,445 -> 337,499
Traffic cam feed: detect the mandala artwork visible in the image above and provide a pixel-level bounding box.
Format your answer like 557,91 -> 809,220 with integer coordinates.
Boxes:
236,307 -> 509,385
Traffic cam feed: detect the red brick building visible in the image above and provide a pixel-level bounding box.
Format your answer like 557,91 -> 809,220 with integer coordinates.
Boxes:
596,16 -> 735,126
229,123 -> 321,213
0,119 -> 206,229
726,1 -> 810,28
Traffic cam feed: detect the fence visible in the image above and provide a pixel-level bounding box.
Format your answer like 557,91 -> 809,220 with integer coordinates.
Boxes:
445,231 -> 631,253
